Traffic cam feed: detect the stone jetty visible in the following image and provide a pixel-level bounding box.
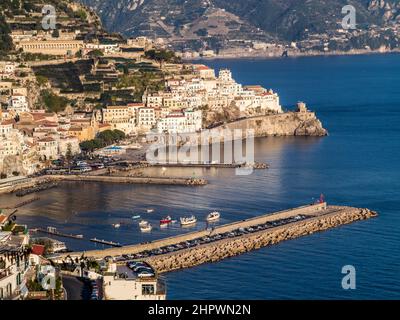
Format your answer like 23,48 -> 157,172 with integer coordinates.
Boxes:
47,175 -> 207,186
55,203 -> 377,272
145,206 -> 376,273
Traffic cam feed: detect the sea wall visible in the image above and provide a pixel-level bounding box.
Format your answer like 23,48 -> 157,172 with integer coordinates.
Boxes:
145,207 -> 376,273
57,203 -> 328,260
214,112 -> 328,137
47,175 -> 207,186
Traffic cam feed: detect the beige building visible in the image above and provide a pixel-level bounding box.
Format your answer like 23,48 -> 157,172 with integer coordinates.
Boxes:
37,137 -> 58,161
17,40 -> 84,56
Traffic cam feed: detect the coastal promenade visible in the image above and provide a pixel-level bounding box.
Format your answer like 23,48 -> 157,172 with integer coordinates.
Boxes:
55,203 -> 377,272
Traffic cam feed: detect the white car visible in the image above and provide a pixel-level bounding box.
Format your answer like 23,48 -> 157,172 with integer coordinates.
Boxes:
137,270 -> 155,278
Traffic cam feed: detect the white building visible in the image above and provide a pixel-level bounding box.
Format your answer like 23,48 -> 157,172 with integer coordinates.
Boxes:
137,107 -> 156,129
103,264 -> 166,301
85,43 -> 120,54
8,94 -> 29,114
0,120 -> 24,158
157,109 -> 202,134
0,62 -> 16,78
0,231 -> 30,300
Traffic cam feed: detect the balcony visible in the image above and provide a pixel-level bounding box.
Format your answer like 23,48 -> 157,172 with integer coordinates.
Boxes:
0,267 -> 13,282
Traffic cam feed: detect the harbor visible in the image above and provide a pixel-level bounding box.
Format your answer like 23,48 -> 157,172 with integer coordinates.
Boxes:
54,203 -> 378,273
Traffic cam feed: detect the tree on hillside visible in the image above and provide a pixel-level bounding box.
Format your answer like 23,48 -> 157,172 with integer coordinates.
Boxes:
145,49 -> 179,68
0,15 -> 13,54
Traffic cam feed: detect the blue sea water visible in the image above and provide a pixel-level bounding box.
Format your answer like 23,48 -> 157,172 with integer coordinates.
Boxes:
1,54 -> 399,299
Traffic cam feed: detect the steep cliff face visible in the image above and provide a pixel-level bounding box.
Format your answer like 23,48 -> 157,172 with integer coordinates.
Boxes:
219,112 -> 328,137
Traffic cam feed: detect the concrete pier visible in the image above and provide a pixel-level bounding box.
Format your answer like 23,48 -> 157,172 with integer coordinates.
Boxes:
47,175 -> 208,186
55,203 -> 377,272
0,174 -> 207,195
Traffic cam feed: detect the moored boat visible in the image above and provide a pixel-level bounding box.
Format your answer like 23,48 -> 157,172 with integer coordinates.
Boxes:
139,220 -> 149,227
140,224 -> 152,232
206,211 -> 221,222
180,215 -> 197,226
160,216 -> 172,225
132,215 -> 141,220
146,209 -> 154,213
113,223 -> 121,229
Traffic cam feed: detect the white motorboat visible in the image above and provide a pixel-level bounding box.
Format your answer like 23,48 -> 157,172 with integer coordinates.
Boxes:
140,224 -> 152,232
206,211 -> 221,222
180,215 -> 197,226
139,220 -> 149,228
113,223 -> 121,229
146,209 -> 154,213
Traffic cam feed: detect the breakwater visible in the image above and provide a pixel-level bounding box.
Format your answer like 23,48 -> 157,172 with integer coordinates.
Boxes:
145,206 -> 376,273
47,175 -> 207,186
55,203 -> 377,269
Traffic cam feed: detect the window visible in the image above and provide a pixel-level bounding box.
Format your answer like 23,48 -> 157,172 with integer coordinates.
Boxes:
142,284 -> 155,295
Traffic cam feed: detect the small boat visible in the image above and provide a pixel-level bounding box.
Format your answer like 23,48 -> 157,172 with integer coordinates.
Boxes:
139,220 -> 149,227
132,215 -> 141,220
206,211 -> 221,222
171,220 -> 178,224
160,223 -> 168,229
146,209 -> 154,213
140,224 -> 152,232
160,216 -> 172,225
180,215 -> 197,226
113,223 -> 121,229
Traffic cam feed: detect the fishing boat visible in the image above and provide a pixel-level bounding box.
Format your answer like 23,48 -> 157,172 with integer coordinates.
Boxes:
180,215 -> 197,226
146,209 -> 154,213
140,224 -> 152,232
160,216 -> 172,225
132,215 -> 141,220
139,220 -> 149,228
206,211 -> 221,222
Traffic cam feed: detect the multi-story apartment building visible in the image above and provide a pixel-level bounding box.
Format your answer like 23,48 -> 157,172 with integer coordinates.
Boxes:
137,107 -> 156,129
8,94 -> 29,114
157,109 -> 202,134
37,137 -> 58,161
0,231 -> 30,300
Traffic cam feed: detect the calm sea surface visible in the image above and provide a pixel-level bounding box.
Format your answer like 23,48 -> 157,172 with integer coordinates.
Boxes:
1,54 -> 400,299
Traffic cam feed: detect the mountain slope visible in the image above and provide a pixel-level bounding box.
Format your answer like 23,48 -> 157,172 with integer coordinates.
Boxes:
78,0 -> 400,52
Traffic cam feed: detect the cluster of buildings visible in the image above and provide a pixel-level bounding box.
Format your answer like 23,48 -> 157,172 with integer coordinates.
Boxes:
96,65 -> 281,135
1,59 -> 283,178
0,215 -> 55,300
11,27 -> 153,59
0,62 -> 86,177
